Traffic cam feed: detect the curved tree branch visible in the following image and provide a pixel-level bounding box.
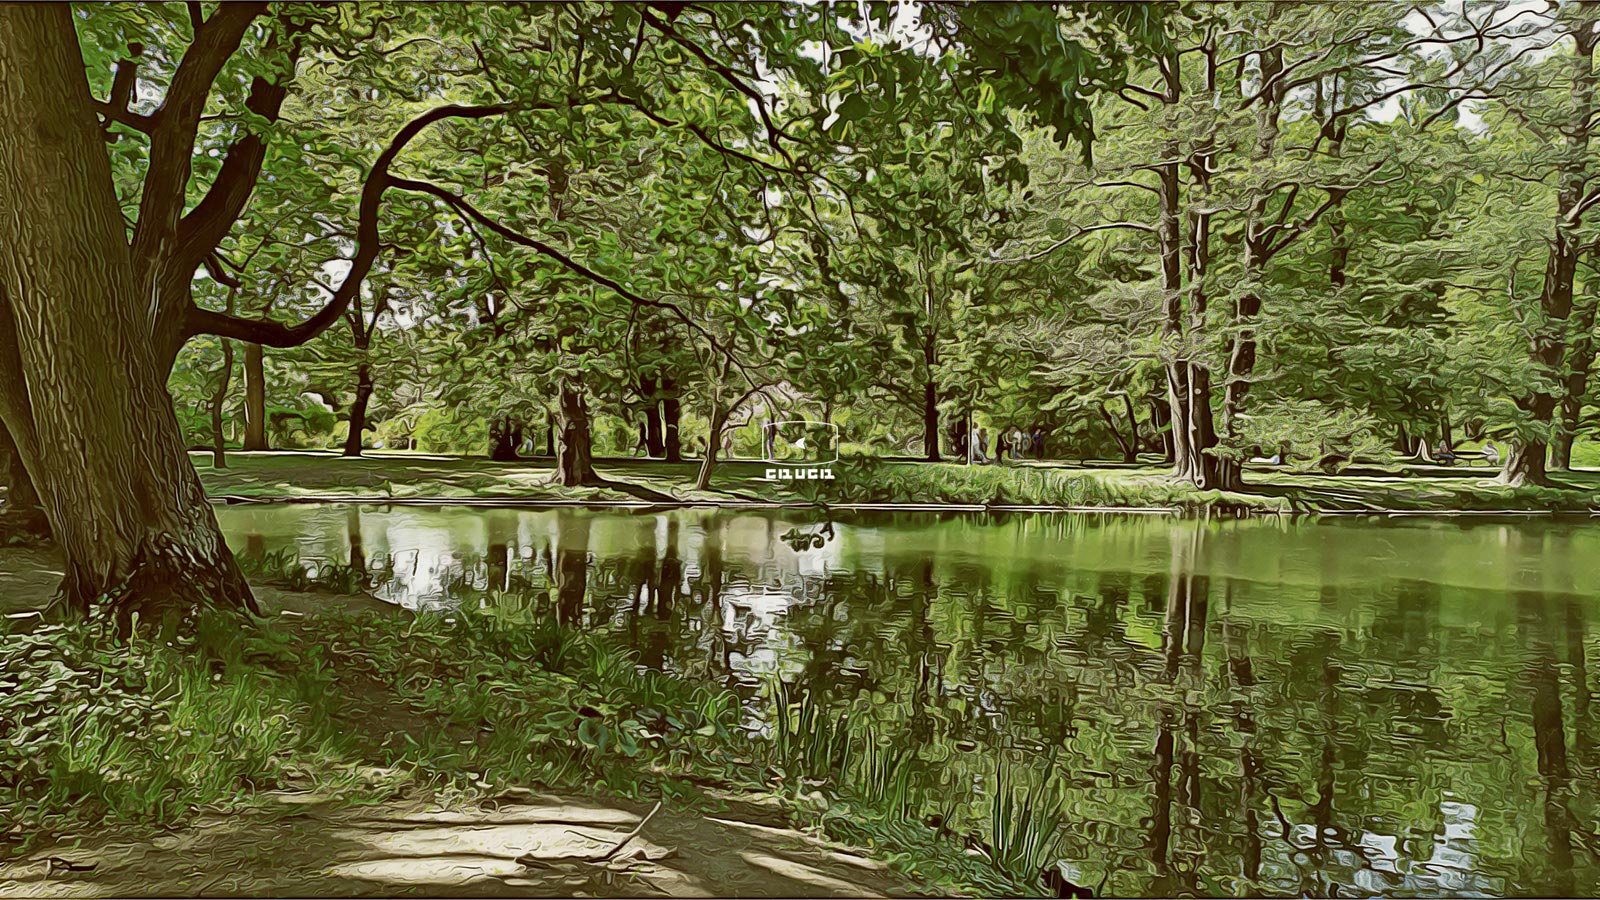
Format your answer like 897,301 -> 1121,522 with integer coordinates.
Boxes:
184,102 -> 524,347
387,176 -> 724,349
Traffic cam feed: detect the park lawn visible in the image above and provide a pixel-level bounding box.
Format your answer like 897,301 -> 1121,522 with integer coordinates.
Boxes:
191,450 -> 1600,513
193,451 -> 775,504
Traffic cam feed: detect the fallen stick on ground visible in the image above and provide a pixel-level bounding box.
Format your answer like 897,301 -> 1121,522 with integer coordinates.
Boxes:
516,800 -> 664,868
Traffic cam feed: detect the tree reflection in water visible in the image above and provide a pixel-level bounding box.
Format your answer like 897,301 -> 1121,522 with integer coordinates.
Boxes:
225,505 -> 1600,897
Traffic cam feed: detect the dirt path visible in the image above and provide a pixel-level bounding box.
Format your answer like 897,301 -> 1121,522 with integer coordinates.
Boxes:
0,791 -> 926,898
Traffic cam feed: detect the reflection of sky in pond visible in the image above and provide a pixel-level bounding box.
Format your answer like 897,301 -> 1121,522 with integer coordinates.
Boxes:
218,504 -> 1600,898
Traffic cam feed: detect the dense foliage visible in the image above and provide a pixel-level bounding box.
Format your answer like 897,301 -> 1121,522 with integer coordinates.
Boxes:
3,1 -> 1600,618
119,2 -> 1595,488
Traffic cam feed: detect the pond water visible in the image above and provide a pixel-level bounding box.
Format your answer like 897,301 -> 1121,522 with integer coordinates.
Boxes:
218,504 -> 1600,898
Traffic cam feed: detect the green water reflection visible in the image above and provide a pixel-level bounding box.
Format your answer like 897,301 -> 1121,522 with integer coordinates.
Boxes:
219,505 -> 1600,898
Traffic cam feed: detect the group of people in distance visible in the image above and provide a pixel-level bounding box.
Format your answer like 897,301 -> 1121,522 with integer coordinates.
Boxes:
955,421 -> 1044,465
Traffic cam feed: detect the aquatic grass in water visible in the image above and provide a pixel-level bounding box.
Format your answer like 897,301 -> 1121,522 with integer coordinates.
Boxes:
761,678 -> 925,823
986,762 -> 1066,882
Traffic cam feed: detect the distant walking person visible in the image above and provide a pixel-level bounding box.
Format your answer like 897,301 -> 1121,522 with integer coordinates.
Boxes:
1030,427 -> 1044,460
1009,427 -> 1025,463
971,427 -> 989,464
762,420 -> 777,460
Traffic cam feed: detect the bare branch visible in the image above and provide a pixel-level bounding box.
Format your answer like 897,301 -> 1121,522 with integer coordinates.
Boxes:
987,222 -> 1155,264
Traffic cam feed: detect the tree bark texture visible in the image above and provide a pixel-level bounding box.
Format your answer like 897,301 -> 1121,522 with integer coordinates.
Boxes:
0,4 -> 254,619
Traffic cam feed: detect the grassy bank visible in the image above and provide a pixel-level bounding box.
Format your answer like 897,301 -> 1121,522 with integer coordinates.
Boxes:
192,449 -> 1600,513
0,604 -> 1035,896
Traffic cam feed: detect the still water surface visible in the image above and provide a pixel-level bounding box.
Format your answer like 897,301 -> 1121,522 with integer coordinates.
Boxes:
219,504 -> 1600,898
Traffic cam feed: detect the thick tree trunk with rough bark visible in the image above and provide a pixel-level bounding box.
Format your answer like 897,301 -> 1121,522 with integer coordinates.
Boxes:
554,381 -> 597,486
0,5 -> 253,620
342,361 -> 373,457
1157,53 -> 1194,482
1220,38 -> 1285,492
695,405 -> 731,491
243,342 -> 268,451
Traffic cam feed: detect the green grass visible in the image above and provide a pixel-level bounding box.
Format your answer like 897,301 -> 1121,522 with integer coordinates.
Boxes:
0,605 -> 1036,896
0,613 -> 375,845
191,448 -> 1600,513
1572,441 -> 1600,469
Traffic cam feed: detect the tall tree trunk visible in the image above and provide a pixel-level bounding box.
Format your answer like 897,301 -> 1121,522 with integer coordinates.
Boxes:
1552,284 -> 1598,470
0,4 -> 253,620
545,411 -> 556,457
640,375 -> 665,457
1121,392 -> 1141,461
1150,399 -> 1175,463
694,405 -> 731,491
242,341 -> 268,451
1097,402 -> 1137,464
661,376 -> 682,463
1324,77 -> 1351,293
1504,13 -> 1598,485
1161,42 -> 1228,490
341,360 -> 373,457
1220,36 -> 1286,492
210,339 -> 235,468
921,378 -> 941,462
488,417 -> 519,462
554,380 -> 597,486
1158,46 -> 1193,481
